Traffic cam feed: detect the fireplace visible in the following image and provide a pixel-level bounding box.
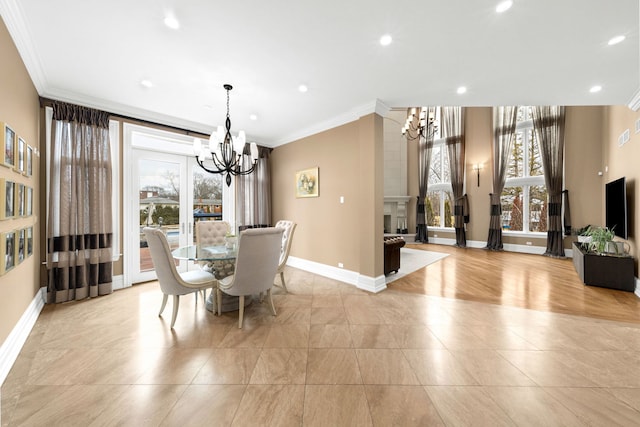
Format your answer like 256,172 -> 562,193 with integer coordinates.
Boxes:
384,196 -> 410,234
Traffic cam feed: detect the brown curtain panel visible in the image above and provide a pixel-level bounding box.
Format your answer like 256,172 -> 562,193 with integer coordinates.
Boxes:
47,101 -> 113,303
415,107 -> 437,243
236,145 -> 272,230
532,105 -> 567,258
486,106 -> 519,250
442,106 -> 467,247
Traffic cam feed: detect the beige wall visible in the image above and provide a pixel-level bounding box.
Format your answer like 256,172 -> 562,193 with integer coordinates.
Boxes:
271,114 -> 384,278
603,106 -> 640,268
0,17 -> 40,345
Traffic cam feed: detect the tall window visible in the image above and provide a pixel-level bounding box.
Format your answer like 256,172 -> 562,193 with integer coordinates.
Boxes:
426,107 -> 454,228
501,107 -> 548,233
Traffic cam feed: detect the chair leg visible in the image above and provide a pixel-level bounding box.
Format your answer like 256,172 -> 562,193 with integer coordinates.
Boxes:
159,294 -> 168,316
238,295 -> 245,329
280,271 -> 288,292
171,295 -> 180,328
216,288 -> 222,316
267,288 -> 277,316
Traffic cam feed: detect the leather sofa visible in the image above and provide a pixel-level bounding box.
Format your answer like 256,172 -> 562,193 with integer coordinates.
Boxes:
384,236 -> 405,275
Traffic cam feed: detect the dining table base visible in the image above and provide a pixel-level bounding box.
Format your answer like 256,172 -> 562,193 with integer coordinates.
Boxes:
205,291 -> 252,314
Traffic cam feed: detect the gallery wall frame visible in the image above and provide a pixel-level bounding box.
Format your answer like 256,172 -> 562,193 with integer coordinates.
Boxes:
295,167 -> 319,198
0,230 -> 16,275
16,183 -> 24,217
0,178 -> 15,220
26,145 -> 33,176
26,186 -> 33,216
17,228 -> 25,264
26,226 -> 33,256
17,137 -> 25,174
1,122 -> 16,169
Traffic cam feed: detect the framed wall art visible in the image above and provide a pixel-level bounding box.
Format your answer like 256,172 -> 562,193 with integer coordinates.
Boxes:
0,230 -> 16,275
295,167 -> 319,198
26,226 -> 33,257
1,122 -> 16,169
26,145 -> 33,176
16,183 -> 24,217
0,179 -> 15,219
25,186 -> 33,216
17,137 -> 25,174
17,228 -> 25,264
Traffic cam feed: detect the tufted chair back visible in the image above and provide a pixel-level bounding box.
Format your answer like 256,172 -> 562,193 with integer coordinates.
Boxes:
274,220 -> 297,291
196,220 -> 230,246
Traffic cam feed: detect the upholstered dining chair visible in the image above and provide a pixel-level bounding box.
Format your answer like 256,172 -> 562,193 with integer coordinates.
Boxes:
196,220 -> 230,246
143,227 -> 218,328
217,227 -> 284,328
274,220 -> 297,292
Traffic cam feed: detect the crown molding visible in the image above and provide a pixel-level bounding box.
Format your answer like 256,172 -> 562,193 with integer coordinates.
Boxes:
273,99 -> 392,147
41,87 -> 214,135
0,0 -> 48,93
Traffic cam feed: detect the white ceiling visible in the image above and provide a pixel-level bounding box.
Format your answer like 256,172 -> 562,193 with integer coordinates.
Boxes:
1,0 -> 638,146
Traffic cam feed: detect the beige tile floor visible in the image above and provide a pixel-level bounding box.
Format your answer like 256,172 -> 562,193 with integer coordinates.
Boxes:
3,266 -> 640,426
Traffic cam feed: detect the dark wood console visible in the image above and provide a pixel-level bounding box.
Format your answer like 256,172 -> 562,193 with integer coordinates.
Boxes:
572,242 -> 635,292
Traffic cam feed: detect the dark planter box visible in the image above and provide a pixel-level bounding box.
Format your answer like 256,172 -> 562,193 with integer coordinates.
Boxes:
572,242 -> 635,292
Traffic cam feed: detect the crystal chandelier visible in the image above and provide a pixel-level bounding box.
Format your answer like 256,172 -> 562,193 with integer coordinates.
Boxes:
401,107 -> 438,140
193,84 -> 259,186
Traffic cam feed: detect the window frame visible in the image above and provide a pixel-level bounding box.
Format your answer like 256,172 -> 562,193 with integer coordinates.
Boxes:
502,110 -> 547,236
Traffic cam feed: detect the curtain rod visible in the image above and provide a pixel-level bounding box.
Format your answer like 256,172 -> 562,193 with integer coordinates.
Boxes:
38,97 -> 273,151
39,96 -> 209,138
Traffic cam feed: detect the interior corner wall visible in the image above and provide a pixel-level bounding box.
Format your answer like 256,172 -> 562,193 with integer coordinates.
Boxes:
271,115 -> 383,277
0,16 -> 41,346
603,105 -> 640,266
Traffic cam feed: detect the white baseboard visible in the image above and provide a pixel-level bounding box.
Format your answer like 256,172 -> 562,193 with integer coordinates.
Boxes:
287,256 -> 360,287
0,287 -> 45,386
112,274 -> 125,291
357,274 -> 387,293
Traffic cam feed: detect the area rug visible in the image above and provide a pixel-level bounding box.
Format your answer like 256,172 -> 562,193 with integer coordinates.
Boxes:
385,248 -> 449,283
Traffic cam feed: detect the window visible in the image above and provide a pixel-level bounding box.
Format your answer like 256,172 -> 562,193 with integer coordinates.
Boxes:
426,107 -> 454,228
501,107 -> 547,233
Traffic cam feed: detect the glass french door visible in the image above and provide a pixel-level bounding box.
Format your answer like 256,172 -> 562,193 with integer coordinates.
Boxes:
130,150 -> 196,284
124,123 -> 229,287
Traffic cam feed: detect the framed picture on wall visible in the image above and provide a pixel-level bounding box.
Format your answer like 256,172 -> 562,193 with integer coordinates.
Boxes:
0,179 -> 15,219
17,228 -> 25,264
26,226 -> 33,257
26,145 -> 33,176
16,183 -> 24,217
295,167 -> 319,198
0,230 -> 16,275
1,123 -> 16,169
17,137 -> 25,174
26,186 -> 33,216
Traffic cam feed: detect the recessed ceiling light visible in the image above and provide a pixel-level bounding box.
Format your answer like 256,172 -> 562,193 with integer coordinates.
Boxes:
249,114 -> 258,121
140,79 -> 153,88
608,35 -> 625,46
590,85 -> 602,93
298,84 -> 308,93
457,86 -> 467,95
380,34 -> 393,46
496,1 -> 513,13
164,15 -> 180,30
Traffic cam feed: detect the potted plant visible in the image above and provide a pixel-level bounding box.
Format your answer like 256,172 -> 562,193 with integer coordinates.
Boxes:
584,226 -> 618,254
575,225 -> 592,243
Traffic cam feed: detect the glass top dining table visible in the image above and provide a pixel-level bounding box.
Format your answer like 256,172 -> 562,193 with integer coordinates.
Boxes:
171,244 -> 237,262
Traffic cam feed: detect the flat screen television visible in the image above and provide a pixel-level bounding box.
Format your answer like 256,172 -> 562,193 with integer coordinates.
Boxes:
605,177 -> 628,239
